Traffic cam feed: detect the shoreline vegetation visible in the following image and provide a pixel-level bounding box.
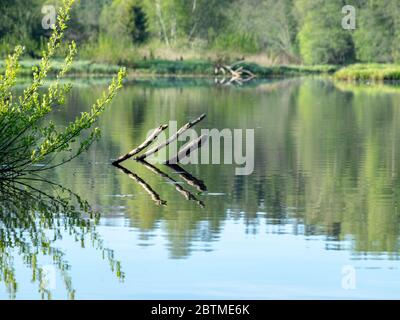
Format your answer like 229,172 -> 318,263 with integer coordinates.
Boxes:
334,64 -> 400,81
3,1 -> 400,82
0,58 -> 338,78
4,59 -> 400,82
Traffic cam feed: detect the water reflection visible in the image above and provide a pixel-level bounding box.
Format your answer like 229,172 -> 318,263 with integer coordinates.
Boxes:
4,77 -> 400,298
0,178 -> 123,299
52,78 -> 400,259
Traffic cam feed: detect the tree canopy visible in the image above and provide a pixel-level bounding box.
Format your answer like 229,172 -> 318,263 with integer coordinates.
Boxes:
0,0 -> 399,64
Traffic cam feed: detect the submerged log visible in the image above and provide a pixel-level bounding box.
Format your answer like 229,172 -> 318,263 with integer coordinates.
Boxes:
135,114 -> 206,161
112,124 -> 168,165
215,62 -> 256,85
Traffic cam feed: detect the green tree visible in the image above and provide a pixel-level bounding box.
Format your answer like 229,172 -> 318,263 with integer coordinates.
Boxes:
296,0 -> 355,64
220,0 -> 298,57
353,0 -> 400,63
0,0 -> 46,57
131,5 -> 149,43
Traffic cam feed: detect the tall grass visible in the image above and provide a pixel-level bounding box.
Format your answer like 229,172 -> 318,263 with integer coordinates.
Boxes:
80,35 -> 137,65
335,64 -> 400,81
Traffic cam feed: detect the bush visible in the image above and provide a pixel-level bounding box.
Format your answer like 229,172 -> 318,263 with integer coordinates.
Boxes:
80,34 -> 138,64
334,64 -> 400,81
297,0 -> 355,65
213,33 -> 259,54
0,0 -> 125,180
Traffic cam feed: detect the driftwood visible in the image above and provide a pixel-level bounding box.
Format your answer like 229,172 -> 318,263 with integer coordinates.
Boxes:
113,164 -> 167,206
139,160 -> 204,208
165,134 -> 208,165
135,114 -> 206,161
215,62 -> 256,85
112,114 -> 208,207
112,124 -> 168,165
166,163 -> 207,192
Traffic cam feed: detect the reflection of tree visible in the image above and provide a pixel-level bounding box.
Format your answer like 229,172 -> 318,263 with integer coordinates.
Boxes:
48,79 -> 400,259
0,179 -> 123,299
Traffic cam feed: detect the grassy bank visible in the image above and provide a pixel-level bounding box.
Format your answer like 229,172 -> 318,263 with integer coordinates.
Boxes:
334,64 -> 400,81
1,58 -> 339,78
129,60 -> 339,76
9,58 -> 400,81
0,59 -> 122,76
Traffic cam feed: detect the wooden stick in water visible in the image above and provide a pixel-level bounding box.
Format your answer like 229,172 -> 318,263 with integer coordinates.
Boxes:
135,114 -> 206,161
112,124 -> 168,165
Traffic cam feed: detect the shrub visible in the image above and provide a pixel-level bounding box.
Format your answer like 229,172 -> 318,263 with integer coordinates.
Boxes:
0,0 -> 126,180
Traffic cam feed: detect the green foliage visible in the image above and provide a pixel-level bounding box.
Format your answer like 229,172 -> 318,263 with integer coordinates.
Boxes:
100,0 -> 149,44
222,0 -> 298,58
353,0 -> 400,63
0,0 -> 126,179
296,0 -> 355,65
335,64 -> 400,81
80,34 -> 138,64
0,0 -> 47,57
213,33 -> 259,54
2,0 -> 400,66
131,59 -> 213,75
131,5 -> 149,43
0,59 -> 121,76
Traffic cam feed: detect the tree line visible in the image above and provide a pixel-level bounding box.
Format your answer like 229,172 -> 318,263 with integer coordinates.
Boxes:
0,0 -> 398,65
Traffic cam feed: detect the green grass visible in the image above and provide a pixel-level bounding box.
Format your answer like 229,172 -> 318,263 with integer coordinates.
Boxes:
1,58 -> 339,78
334,64 -> 400,81
0,59 -> 122,76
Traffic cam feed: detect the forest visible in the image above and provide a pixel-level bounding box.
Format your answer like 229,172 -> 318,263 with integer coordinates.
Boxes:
1,0 -> 399,67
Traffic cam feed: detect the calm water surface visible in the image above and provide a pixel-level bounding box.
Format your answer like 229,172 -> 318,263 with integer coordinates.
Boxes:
2,78 -> 400,299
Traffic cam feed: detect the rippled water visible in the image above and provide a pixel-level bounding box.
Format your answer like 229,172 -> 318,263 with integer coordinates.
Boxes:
2,77 -> 400,299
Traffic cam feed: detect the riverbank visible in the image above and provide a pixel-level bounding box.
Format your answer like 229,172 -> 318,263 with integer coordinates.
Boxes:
334,64 -> 400,81
0,59 -> 122,76
5,59 -> 400,81
128,60 -> 338,77
1,58 -> 339,78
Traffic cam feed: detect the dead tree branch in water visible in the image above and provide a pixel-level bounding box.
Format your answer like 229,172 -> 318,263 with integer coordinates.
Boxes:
135,113 -> 206,161
215,62 -> 256,85
112,124 -> 168,165
112,114 -> 208,207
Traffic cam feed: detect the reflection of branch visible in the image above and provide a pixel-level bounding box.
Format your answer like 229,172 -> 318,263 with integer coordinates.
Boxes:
135,114 -> 206,161
166,163 -> 207,192
139,160 -> 204,208
166,134 -> 208,165
0,179 -> 123,299
113,163 -> 167,206
215,62 -> 256,85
